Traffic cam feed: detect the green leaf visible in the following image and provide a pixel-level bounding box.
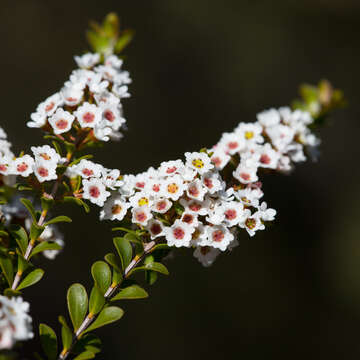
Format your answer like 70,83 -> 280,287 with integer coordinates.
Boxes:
44,216 -> 72,227
69,155 -> 93,167
0,230 -> 8,237
67,284 -> 88,331
113,237 -> 132,271
52,141 -> 62,156
39,323 -> 58,360
131,262 -> 169,276
0,254 -> 14,286
17,268 -> 44,290
91,261 -> 111,295
114,29 -> 134,53
4,288 -> 21,297
83,306 -> 124,334
58,316 -> 72,352
111,285 -> 148,301
112,267 -> 123,285
63,197 -> 90,213
73,351 -> 95,360
112,227 -> 137,235
9,224 -> 28,255
16,250 -> 30,272
103,12 -> 119,37
20,198 -> 37,221
104,253 -> 121,272
89,286 -> 105,316
30,222 -> 45,240
145,270 -> 158,285
86,30 -> 110,54
73,333 -> 101,355
30,241 -> 62,258
150,243 -> 170,252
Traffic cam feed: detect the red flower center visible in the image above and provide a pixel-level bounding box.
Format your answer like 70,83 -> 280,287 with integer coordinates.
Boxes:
212,230 -> 224,242
260,154 -> 271,165
225,209 -> 237,220
17,162 -> 28,173
82,168 -> 94,177
38,167 -> 49,178
89,186 -> 100,198
173,227 -> 185,240
83,112 -> 95,124
150,223 -> 162,235
104,110 -> 115,122
55,119 -> 68,130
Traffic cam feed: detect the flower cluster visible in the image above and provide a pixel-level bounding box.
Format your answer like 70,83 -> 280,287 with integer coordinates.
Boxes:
27,53 -> 130,142
0,295 -> 33,350
210,107 -> 320,179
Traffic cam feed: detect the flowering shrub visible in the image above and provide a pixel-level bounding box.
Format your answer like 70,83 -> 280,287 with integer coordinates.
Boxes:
0,13 -> 345,360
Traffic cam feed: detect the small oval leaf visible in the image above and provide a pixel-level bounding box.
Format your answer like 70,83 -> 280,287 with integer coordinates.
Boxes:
83,306 -> 124,334
58,316 -> 72,352
31,241 -> 62,258
67,284 -> 88,331
17,268 -> 44,290
113,237 -> 132,271
44,216 -> 72,227
39,323 -> 58,360
0,254 -> 14,286
111,285 -> 148,301
89,286 -> 105,316
91,261 -> 111,295
9,225 -> 28,255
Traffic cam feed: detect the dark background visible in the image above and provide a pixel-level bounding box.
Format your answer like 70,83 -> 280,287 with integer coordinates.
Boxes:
1,0 -> 360,359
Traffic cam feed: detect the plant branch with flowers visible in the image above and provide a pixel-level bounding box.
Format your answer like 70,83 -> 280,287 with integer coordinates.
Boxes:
0,13 -> 345,360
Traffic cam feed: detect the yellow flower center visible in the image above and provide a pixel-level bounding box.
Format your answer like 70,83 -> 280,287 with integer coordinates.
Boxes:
245,131 -> 254,140
167,183 -> 179,194
111,205 -> 122,214
138,197 -> 149,206
192,158 -> 204,169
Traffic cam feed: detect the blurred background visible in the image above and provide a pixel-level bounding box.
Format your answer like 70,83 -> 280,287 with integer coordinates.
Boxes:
1,0 -> 360,359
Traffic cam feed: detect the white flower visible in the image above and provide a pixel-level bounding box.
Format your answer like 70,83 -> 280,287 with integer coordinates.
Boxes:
74,53 -> 100,68
222,201 -> 246,227
94,90 -> 120,106
100,103 -> 125,130
179,198 -> 210,216
255,143 -> 280,169
27,111 -> 47,128
112,84 -> 130,98
100,195 -> 130,221
185,152 -> 214,175
239,211 -> 265,237
201,171 -> 223,194
206,204 -> 226,225
180,212 -> 199,227
205,225 -> 234,251
266,124 -> 295,152
158,160 -> 185,177
82,178 -> 110,206
105,55 -> 123,69
210,147 -> 231,170
61,85 -> 84,106
163,175 -> 186,201
152,198 -> 172,214
73,159 -> 104,179
131,206 -> 152,226
233,163 -> 258,184
234,188 -> 262,207
93,123 -> 112,142
145,178 -> 164,197
0,156 -> 13,175
36,93 -> 63,116
235,123 -> 264,144
74,102 -> 102,129
186,179 -> 207,201
0,296 -> 33,350
11,155 -> 34,177
164,219 -> 195,248
129,191 -> 153,208
48,109 -> 75,134
146,219 -> 165,239
31,145 -> 61,164
218,132 -> 246,155
33,160 -> 58,182
102,168 -> 123,189
258,202 -> 276,222
193,246 -> 221,267
39,225 -> 64,260
256,108 -> 281,127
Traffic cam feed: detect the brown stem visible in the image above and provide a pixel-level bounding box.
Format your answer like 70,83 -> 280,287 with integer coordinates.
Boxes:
58,241 -> 156,360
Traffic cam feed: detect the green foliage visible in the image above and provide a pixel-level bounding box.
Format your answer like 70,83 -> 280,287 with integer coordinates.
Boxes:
73,351 -> 95,360
58,316 -> 73,352
73,333 -> 101,356
131,262 -> 169,276
104,253 -> 121,272
89,286 -> 105,316
67,284 -> 88,331
0,253 -> 14,286
39,323 -> 58,360
113,237 -> 132,271
111,285 -> 148,301
17,268 -> 44,290
63,196 -> 90,213
9,225 -> 28,255
30,222 -> 45,241
44,216 -> 72,227
91,261 -> 111,295
20,198 -> 37,221
86,13 -> 134,55
16,250 -> 30,273
30,242 -> 63,258
41,197 -> 55,212
83,306 -> 124,334
69,155 -> 93,167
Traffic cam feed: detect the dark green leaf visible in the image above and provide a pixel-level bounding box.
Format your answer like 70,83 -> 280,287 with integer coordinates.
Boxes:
112,267 -> 122,285
104,253 -> 121,272
91,261 -> 111,295
67,284 -> 88,331
17,268 -> 44,290
30,242 -> 62,258
20,198 -> 37,221
52,141 -> 62,156
73,351 -> 95,360
9,224 -> 28,255
89,286 -> 105,316
111,285 -> 148,301
131,262 -> 169,276
0,254 -> 14,286
69,155 -> 93,167
73,333 -> 101,355
83,306 -> 124,334
41,197 -> 55,212
145,270 -> 158,285
44,216 -> 72,227
114,29 -> 134,53
30,222 -> 45,241
4,288 -> 21,297
58,316 -> 72,352
39,323 -> 58,360
16,250 -> 30,272
113,237 -> 132,271
0,230 -> 8,237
